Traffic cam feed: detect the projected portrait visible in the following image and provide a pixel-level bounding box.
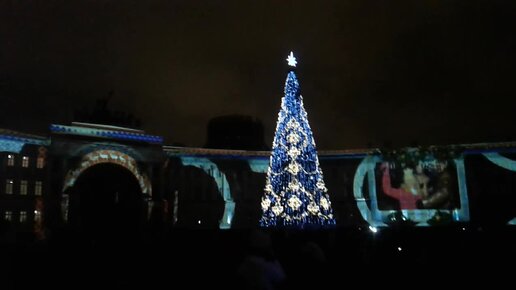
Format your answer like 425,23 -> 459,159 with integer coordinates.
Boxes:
357,148 -> 471,227
377,160 -> 459,211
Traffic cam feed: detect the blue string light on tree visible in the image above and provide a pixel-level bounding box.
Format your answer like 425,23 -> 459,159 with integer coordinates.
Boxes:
259,52 -> 336,229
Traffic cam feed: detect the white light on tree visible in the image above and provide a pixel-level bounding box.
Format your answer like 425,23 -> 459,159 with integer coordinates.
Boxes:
286,51 -> 297,67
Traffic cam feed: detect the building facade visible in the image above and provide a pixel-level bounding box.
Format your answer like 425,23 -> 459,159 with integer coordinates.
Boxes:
1,122 -> 515,237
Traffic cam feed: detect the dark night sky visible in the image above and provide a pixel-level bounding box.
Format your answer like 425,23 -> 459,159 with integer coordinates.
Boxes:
1,0 -> 516,149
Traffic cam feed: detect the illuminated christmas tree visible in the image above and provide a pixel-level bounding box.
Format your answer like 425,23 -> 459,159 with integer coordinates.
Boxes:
260,52 -> 336,228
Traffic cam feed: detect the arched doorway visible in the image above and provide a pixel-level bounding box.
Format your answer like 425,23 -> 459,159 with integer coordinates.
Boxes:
68,163 -> 144,239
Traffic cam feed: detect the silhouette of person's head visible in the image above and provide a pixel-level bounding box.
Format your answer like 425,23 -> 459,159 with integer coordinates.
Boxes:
247,229 -> 274,260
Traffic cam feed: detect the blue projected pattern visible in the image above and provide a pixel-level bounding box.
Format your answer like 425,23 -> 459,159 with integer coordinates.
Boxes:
50,124 -> 163,144
353,156 -> 387,227
248,159 -> 269,173
179,157 -> 234,229
483,152 -> 516,171
0,134 -> 48,153
0,139 -> 25,153
483,153 -> 516,224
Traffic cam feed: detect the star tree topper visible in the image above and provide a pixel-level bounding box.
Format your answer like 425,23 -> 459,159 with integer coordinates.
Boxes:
286,51 -> 297,67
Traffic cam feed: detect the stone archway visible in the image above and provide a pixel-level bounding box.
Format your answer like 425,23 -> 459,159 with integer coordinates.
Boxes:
61,150 -> 152,226
68,163 -> 144,237
63,150 -> 152,196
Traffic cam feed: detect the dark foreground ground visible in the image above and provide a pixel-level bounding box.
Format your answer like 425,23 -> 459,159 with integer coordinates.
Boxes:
1,224 -> 515,289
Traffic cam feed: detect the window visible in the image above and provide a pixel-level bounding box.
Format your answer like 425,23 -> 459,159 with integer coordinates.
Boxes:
34,210 -> 42,222
7,154 -> 14,166
35,181 -> 43,196
20,180 -> 28,195
4,211 -> 12,221
36,157 -> 45,169
5,179 -> 13,194
22,156 -> 29,168
19,211 -> 27,223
